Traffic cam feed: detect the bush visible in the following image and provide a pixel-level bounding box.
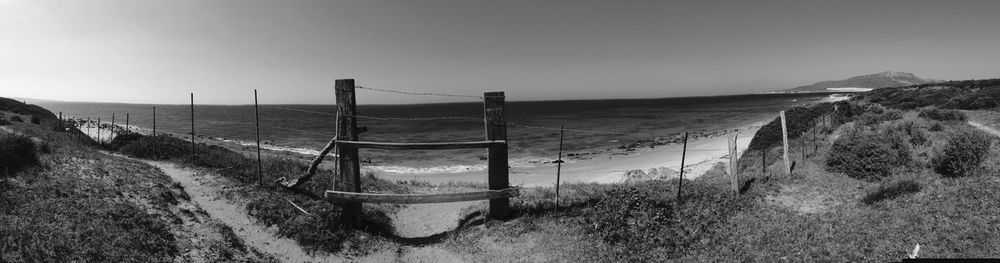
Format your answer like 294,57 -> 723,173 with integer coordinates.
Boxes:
10,116 -> 23,122
857,108 -> 903,126
0,134 -> 40,177
861,180 -> 921,204
934,130 -> 992,177
826,128 -> 911,181
919,107 -> 967,121
887,121 -> 928,146
0,118 -> 10,126
30,115 -> 41,124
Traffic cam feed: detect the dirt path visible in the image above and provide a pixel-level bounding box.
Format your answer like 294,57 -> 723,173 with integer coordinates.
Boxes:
392,201 -> 485,238
139,159 -> 347,263
969,121 -> 1000,137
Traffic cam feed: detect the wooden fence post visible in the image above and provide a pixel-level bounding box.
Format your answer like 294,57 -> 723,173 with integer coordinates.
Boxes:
152,107 -> 156,136
126,113 -> 129,132
729,132 -> 739,194
781,111 -> 790,175
97,117 -> 101,143
87,117 -> 91,137
111,113 -> 116,137
555,125 -> 564,209
484,91 -> 510,220
801,132 -> 806,161
335,79 -> 362,227
254,89 -> 263,187
677,132 -> 688,203
190,93 -> 195,157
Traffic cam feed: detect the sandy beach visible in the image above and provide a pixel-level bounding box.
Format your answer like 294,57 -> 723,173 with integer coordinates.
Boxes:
370,124 -> 762,187
72,114 -> 764,188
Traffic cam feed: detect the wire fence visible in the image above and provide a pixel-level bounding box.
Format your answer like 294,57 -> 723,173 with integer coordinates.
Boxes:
70,84 -> 788,184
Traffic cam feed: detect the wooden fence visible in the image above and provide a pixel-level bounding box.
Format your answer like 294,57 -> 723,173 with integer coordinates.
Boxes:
324,79 -> 519,226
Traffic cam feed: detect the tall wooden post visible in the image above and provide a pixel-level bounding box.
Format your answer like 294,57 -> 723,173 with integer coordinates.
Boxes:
87,117 -> 91,137
813,127 -> 818,155
676,132 -> 689,203
126,113 -> 130,132
484,91 -> 510,220
780,111 -> 790,175
254,89 -> 263,187
729,133 -> 740,194
111,113 -> 116,137
555,125 -> 564,209
59,112 -> 62,122
732,131 -> 739,194
190,93 -> 195,157
152,107 -> 156,136
801,132 -> 806,161
335,79 -> 362,227
97,118 -> 101,144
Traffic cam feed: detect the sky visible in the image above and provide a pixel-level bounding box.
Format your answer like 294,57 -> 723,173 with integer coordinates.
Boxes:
2,0 -> 1000,105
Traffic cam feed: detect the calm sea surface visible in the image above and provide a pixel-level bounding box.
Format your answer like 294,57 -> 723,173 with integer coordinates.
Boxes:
36,93 -> 834,174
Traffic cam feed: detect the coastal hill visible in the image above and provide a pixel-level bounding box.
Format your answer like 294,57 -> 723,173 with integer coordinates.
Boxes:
776,71 -> 939,93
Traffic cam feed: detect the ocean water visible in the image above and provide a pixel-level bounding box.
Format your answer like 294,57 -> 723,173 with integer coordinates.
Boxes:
35,93 -> 835,174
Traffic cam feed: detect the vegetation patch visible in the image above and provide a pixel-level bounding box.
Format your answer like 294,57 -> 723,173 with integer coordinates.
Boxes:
827,127 -> 912,181
934,130 -> 993,177
0,133 -> 40,177
861,179 -> 921,204
582,180 -> 751,261
918,107 -> 967,121
857,78 -> 1000,110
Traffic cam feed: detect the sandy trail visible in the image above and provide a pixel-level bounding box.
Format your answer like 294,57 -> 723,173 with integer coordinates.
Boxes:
969,121 -> 1000,137
137,159 -> 346,263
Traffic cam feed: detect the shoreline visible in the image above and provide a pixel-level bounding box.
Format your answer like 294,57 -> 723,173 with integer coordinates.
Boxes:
69,114 -> 766,187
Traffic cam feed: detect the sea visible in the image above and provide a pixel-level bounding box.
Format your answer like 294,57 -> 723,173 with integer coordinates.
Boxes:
34,93 -> 838,175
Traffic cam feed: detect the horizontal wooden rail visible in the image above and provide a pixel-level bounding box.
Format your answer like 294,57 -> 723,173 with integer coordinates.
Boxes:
336,140 -> 506,150
325,188 -> 519,204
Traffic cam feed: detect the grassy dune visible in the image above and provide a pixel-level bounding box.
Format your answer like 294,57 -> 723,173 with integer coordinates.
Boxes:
0,100 -> 272,262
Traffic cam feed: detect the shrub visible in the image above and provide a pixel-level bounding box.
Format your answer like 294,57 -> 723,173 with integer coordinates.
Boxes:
826,128 -> 911,181
930,122 -> 944,132
0,134 -> 39,177
857,108 -> 903,126
887,121 -> 928,145
0,118 -> 10,126
918,107 -> 967,121
861,180 -> 921,204
934,130 -> 992,177
10,116 -> 23,122
30,115 -> 40,124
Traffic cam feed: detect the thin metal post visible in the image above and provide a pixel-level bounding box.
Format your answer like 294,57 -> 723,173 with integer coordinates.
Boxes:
190,93 -> 195,158
676,132 -> 689,203
255,89 -> 263,187
555,125 -> 564,209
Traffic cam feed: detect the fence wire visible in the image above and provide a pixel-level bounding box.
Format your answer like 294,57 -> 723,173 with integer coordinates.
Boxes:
356,85 -> 483,99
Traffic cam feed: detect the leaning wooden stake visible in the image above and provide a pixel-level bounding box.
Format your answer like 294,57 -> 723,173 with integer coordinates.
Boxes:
555,125 -> 565,209
335,79 -> 362,227
255,89 -> 263,187
780,111 -> 790,175
676,132 -> 689,204
485,91 -> 511,220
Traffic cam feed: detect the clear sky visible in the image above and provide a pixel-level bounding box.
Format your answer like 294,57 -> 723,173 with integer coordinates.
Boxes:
2,0 -> 1000,105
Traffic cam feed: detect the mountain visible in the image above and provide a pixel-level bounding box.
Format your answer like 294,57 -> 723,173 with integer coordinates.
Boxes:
777,71 -> 940,93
